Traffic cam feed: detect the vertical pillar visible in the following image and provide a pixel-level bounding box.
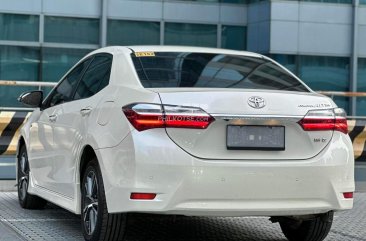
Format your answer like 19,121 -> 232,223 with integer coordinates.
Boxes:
160,1 -> 165,45
160,21 -> 165,45
100,0 -> 108,47
350,0 -> 359,116
217,24 -> 222,48
217,3 -> 222,48
39,1 -> 45,82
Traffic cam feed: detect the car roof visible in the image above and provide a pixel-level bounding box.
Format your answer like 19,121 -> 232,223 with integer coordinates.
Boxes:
87,45 -> 263,58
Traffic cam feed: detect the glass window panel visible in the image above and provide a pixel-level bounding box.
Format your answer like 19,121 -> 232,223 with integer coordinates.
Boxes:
299,55 -> 350,113
44,16 -> 99,44
0,86 -> 41,108
247,0 -> 268,3
131,52 -> 308,92
270,54 -> 297,74
42,48 -> 91,82
221,25 -> 246,50
332,96 -> 349,114
164,0 -> 247,2
74,55 -> 112,100
357,58 -> 366,92
0,13 -> 39,41
238,0 -> 353,3
0,46 -> 40,107
221,0 -> 247,3
299,55 -> 349,91
244,62 -> 307,91
107,20 -> 160,45
165,0 -> 219,2
361,0 -> 366,4
165,23 -> 217,47
300,0 -> 351,3
357,58 -> 366,115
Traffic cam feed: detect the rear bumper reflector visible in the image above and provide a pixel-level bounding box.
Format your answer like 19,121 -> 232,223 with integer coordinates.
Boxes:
343,192 -> 353,199
130,193 -> 157,200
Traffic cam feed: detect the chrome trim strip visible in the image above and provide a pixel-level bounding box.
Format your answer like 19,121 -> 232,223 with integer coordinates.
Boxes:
211,114 -> 303,120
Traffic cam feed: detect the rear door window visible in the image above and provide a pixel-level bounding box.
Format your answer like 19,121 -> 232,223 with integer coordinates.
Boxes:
131,52 -> 309,92
73,54 -> 112,100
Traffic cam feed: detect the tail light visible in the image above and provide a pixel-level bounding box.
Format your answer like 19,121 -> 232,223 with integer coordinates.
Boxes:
123,103 -> 214,131
298,108 -> 348,134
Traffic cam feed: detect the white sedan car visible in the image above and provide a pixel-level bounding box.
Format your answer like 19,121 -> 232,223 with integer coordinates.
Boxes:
17,46 -> 354,241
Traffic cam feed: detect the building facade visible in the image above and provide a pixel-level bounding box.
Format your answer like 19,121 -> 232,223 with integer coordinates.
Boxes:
0,0 -> 365,115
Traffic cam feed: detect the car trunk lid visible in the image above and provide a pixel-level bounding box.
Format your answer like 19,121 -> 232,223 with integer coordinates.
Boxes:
153,88 -> 336,160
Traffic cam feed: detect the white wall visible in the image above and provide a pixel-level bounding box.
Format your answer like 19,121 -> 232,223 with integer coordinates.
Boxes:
108,0 -> 247,25
270,1 -> 353,57
0,0 -> 247,25
0,0 -> 100,17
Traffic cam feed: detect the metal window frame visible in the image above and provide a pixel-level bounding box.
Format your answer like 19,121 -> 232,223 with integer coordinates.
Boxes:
350,0 -> 359,115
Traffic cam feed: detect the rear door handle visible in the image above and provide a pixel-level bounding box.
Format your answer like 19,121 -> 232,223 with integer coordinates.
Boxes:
49,114 -> 57,122
80,107 -> 92,116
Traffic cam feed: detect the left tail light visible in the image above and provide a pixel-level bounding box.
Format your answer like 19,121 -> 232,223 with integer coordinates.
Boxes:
122,103 -> 215,131
298,108 -> 348,134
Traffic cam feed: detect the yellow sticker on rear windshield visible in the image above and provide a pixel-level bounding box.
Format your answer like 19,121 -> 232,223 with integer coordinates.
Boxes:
135,52 -> 155,57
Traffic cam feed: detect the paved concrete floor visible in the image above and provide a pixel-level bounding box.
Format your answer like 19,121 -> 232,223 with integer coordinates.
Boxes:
0,221 -> 24,241
0,192 -> 365,241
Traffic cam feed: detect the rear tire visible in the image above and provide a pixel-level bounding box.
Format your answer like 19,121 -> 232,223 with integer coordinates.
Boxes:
81,159 -> 127,241
279,211 -> 334,241
17,145 -> 47,209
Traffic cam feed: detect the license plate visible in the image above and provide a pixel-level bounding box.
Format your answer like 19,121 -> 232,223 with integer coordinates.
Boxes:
226,125 -> 285,150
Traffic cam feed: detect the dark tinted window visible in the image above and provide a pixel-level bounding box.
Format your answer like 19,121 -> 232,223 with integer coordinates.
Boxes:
74,55 -> 112,100
131,52 -> 309,92
48,59 -> 91,107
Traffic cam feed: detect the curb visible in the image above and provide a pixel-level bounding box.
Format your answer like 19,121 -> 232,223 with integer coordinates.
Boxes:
0,180 -> 16,192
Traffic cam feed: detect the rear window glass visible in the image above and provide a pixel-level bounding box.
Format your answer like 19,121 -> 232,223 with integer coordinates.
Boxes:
131,52 -> 309,92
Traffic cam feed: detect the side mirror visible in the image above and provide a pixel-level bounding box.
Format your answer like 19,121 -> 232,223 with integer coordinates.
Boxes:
18,91 -> 43,108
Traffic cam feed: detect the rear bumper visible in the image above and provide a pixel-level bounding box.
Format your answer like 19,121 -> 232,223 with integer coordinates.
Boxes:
96,129 -> 354,216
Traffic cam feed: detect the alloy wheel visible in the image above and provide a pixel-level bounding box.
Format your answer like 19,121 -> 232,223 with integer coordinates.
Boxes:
83,170 -> 99,235
18,152 -> 28,201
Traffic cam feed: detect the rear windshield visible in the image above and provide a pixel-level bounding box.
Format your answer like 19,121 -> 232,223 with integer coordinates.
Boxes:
131,52 -> 309,92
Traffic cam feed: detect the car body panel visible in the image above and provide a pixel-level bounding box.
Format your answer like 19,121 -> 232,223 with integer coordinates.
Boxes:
28,108 -> 55,190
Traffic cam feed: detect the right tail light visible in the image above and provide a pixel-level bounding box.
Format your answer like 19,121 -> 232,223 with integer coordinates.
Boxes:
298,108 -> 348,134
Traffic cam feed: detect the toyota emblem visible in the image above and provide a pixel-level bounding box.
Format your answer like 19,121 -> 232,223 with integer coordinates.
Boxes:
248,96 -> 266,109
